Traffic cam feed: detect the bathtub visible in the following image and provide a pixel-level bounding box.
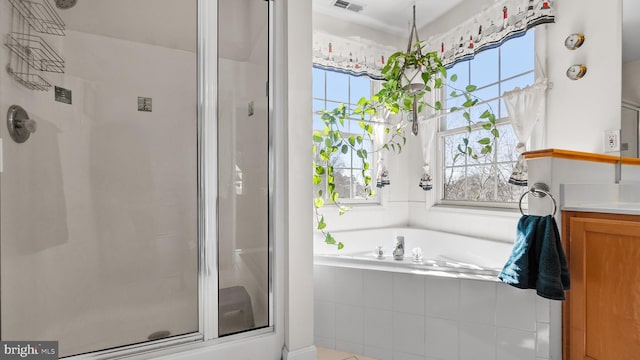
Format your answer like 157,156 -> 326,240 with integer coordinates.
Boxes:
314,227 -> 513,281
313,227 -> 553,360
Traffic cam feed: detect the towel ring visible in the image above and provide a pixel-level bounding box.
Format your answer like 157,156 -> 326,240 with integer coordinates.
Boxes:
519,183 -> 557,216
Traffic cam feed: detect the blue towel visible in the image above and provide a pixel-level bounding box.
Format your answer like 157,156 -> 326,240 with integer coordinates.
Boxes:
498,215 -> 570,300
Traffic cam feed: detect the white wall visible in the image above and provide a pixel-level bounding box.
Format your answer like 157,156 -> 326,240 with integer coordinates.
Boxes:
284,0 -> 317,359
544,0 -> 622,153
313,12 -> 404,48
623,59 -> 640,104
423,0 -> 622,153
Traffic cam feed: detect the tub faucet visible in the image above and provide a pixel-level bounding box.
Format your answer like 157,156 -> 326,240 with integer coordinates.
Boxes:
393,236 -> 405,260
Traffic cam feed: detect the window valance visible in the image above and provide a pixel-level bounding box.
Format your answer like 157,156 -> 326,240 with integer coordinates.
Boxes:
312,31 -> 398,80
427,0 -> 555,68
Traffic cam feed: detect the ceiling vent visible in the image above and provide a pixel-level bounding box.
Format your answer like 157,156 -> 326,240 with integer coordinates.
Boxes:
333,0 -> 364,13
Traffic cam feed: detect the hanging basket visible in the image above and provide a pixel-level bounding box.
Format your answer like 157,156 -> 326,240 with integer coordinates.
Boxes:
401,66 -> 426,95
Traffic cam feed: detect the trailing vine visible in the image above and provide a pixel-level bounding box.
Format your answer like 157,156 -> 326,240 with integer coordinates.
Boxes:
313,41 -> 500,248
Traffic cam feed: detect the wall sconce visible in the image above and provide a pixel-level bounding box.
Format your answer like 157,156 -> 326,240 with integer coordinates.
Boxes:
566,64 -> 587,80
564,33 -> 585,50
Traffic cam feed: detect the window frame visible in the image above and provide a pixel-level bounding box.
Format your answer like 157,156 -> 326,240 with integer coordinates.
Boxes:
312,67 -> 381,205
435,30 -> 538,209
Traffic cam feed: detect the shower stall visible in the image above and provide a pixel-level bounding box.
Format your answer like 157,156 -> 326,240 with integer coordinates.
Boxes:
0,0 -> 274,357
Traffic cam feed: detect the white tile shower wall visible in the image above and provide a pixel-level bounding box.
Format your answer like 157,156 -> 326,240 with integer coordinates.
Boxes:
314,265 -> 550,360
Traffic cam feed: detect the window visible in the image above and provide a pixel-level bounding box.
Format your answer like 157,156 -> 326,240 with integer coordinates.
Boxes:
312,68 -> 377,202
440,30 -> 535,205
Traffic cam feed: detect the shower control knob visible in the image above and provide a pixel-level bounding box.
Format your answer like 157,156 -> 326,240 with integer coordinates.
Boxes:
17,118 -> 37,133
7,105 -> 37,143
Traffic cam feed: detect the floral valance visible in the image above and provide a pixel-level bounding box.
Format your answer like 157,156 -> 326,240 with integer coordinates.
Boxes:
313,31 -> 398,80
427,0 -> 555,68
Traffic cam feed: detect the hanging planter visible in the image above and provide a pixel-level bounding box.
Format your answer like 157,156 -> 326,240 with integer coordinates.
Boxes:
312,4 -> 501,248
401,65 -> 426,94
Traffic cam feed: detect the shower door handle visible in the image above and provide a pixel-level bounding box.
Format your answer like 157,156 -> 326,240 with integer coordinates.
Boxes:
7,105 -> 37,143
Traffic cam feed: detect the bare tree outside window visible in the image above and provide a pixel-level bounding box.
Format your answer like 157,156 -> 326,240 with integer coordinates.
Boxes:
441,30 -> 535,205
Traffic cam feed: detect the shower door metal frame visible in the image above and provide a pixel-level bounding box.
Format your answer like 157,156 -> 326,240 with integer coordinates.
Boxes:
41,0 -> 278,358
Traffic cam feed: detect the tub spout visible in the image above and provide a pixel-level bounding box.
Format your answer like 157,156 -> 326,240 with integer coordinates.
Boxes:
393,236 -> 405,260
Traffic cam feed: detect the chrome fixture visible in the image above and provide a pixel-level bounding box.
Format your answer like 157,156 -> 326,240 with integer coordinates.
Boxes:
393,236 -> 405,260
411,247 -> 423,263
564,33 -> 585,50
7,105 -> 37,143
518,182 -> 557,216
375,245 -> 384,259
566,64 -> 587,80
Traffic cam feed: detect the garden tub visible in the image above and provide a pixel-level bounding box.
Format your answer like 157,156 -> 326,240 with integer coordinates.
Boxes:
313,227 -> 552,359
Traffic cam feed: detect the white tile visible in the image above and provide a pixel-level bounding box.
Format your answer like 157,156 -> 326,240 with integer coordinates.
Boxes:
315,300 -> 335,339
334,267 -> 364,306
459,322 -> 496,360
425,277 -> 459,320
315,336 -> 335,350
425,317 -> 459,360
335,340 -> 363,356
536,296 -> 550,323
315,265 -> 336,302
460,279 -> 496,325
392,351 -> 424,360
364,270 -> 393,310
364,346 -> 393,360
536,322 -> 550,358
495,285 -> 536,331
335,304 -> 364,345
364,308 -> 393,350
393,313 -> 425,356
393,273 -> 425,315
496,327 -> 536,360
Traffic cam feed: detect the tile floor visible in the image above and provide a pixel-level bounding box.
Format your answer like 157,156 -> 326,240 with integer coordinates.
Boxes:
317,347 -> 378,360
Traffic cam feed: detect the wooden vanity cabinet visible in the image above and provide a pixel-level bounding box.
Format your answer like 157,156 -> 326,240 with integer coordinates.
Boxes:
562,211 -> 640,360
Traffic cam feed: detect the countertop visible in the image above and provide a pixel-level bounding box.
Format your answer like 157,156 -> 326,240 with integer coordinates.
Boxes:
562,202 -> 640,216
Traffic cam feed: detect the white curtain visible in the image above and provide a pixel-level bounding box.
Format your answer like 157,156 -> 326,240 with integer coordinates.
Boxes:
418,117 -> 437,191
373,109 -> 391,188
503,80 -> 547,186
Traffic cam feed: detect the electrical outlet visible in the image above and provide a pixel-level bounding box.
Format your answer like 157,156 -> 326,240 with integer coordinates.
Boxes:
603,130 -> 620,152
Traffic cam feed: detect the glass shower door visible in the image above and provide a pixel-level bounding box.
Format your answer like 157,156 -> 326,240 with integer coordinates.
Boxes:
217,0 -> 271,336
0,0 -> 199,356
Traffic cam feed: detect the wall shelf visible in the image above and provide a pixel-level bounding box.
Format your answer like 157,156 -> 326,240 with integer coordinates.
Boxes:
6,66 -> 52,91
8,0 -> 66,36
5,32 -> 64,73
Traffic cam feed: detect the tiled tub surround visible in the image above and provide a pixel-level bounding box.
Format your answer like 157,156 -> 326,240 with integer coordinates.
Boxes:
314,266 -> 551,360
314,229 -> 552,360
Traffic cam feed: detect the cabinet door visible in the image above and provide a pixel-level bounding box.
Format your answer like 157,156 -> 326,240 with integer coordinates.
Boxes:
570,217 -> 640,360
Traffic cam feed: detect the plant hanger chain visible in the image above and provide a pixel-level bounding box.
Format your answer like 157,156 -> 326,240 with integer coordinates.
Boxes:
406,4 -> 421,54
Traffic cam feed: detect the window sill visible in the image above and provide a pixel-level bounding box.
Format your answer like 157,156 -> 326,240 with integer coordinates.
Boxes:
428,203 -> 522,219
408,202 -> 522,243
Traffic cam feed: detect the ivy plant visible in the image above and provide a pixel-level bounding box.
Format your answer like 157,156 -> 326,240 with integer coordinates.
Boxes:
313,41 -> 499,248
